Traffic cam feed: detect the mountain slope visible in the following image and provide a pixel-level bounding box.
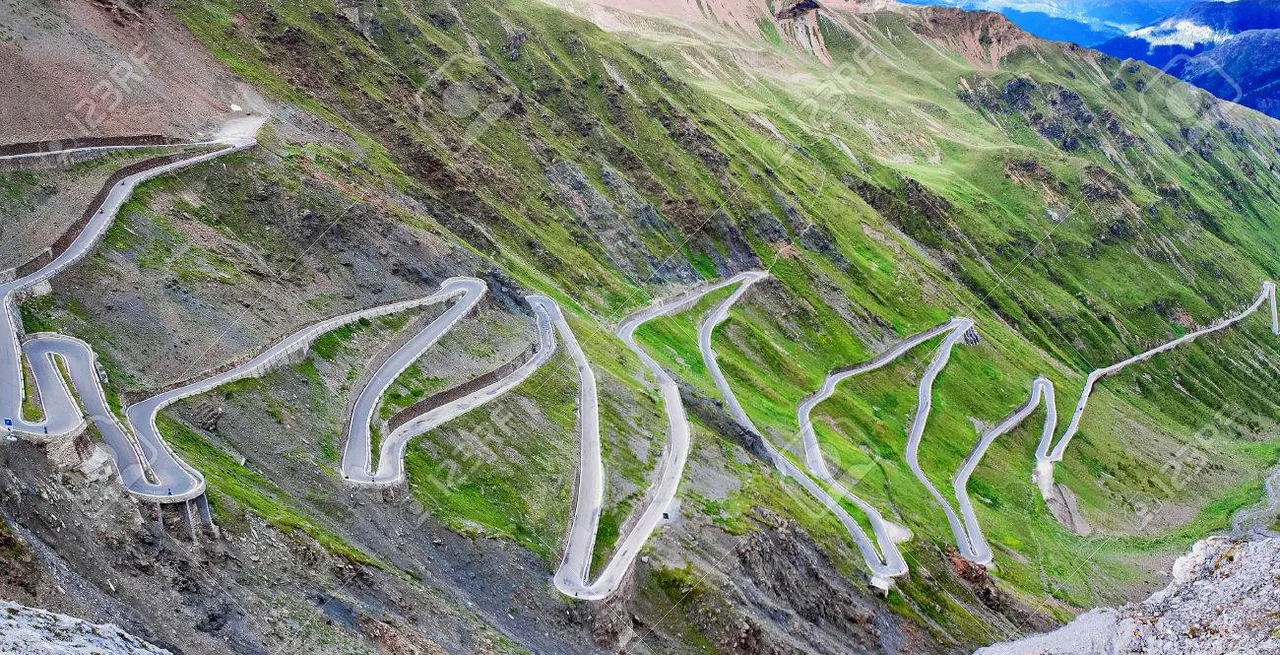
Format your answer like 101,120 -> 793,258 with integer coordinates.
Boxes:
898,0 -> 1280,119
4,0 -> 1280,653
897,0 -> 1127,45
1182,28 -> 1280,116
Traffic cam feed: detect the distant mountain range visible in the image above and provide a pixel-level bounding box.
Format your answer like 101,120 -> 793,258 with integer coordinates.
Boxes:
896,0 -> 1195,45
902,0 -> 1280,119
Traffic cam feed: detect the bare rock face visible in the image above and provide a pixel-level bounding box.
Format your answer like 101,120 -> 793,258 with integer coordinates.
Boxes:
0,600 -> 171,654
730,513 -> 943,654
775,0 -> 822,21
977,536 -> 1280,654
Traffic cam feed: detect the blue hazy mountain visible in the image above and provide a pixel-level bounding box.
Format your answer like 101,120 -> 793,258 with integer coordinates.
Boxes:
983,7 -> 1125,45
1096,0 -> 1280,70
1180,28 -> 1280,115
1091,0 -> 1280,115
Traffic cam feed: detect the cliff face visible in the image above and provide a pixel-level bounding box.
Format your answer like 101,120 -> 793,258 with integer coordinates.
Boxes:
977,536 -> 1280,654
906,6 -> 1040,67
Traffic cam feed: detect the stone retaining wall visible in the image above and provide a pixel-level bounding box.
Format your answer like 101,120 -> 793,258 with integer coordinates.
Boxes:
386,345 -> 536,433
0,134 -> 177,157
14,152 -> 193,279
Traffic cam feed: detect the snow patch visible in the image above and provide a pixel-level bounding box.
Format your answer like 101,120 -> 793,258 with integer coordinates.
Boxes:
1128,19 -> 1233,48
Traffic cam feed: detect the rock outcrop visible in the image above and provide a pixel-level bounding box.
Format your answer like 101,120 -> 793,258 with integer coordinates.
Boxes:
977,536 -> 1280,654
0,600 -> 171,654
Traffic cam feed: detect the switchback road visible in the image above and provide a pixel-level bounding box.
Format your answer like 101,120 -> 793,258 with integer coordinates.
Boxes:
341,289 -> 558,486
699,271 -> 910,587
1,118 -> 263,501
5,121 -> 1278,587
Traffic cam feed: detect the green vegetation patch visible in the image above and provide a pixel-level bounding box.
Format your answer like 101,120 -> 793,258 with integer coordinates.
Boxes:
160,415 -> 377,567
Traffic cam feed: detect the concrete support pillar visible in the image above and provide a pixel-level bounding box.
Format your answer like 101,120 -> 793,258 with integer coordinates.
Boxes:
195,493 -> 213,527
153,502 -> 165,539
194,493 -> 218,539
182,500 -> 198,542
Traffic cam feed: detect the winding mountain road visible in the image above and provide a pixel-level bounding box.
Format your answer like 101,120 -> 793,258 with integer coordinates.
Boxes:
775,280 -> 1280,568
0,123 -> 544,506
899,319 -> 994,564
0,128 -> 762,599
549,272 -> 766,599
544,297 -> 605,599
699,271 -> 911,586
555,270 -> 916,597
1029,281 -> 1280,494
795,321 -> 971,565
0,119 -> 264,501
341,289 -> 558,486
1,121 -> 527,503
6,120 -> 1279,593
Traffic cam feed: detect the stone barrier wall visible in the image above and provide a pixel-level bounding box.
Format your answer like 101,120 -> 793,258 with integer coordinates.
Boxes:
386,346 -> 536,433
14,152 -> 193,279
0,134 -> 176,157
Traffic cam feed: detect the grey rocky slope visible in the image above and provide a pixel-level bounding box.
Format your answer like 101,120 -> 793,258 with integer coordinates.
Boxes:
977,536 -> 1280,654
0,599 -> 171,655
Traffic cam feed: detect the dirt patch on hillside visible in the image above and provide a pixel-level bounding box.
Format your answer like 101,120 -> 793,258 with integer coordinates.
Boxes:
612,507 -> 949,654
1,0 -> 251,142
0,151 -> 159,268
906,7 -> 1036,69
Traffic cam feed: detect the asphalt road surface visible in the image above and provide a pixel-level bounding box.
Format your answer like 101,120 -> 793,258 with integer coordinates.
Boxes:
698,271 -> 911,587
5,119 -> 1278,585
550,272 -> 765,600
1,118 -> 263,502
542,297 -> 606,599
341,290 -> 558,486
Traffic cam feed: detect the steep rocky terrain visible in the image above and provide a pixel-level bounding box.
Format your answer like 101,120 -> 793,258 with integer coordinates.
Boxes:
978,536 -> 1280,654
1,599 -> 171,654
5,0 -> 1280,653
0,0 -> 250,141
